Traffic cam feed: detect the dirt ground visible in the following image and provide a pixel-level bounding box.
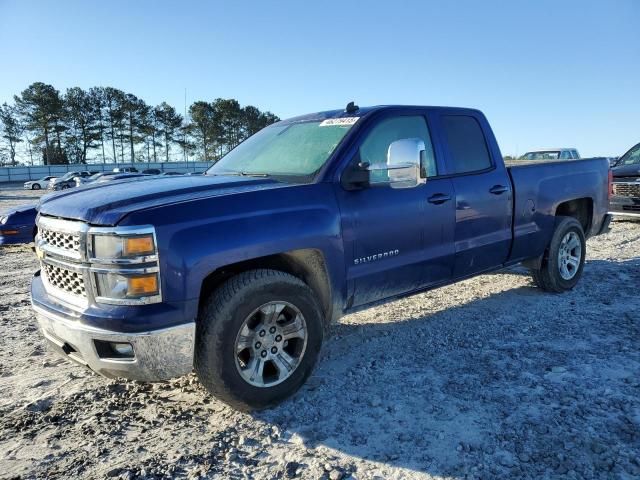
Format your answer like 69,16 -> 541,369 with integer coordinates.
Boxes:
0,184 -> 639,480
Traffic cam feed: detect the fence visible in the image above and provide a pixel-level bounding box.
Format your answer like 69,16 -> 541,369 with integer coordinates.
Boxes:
0,162 -> 212,183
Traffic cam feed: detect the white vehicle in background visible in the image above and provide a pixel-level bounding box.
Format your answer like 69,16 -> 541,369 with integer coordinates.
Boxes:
519,148 -> 581,161
24,176 -> 57,190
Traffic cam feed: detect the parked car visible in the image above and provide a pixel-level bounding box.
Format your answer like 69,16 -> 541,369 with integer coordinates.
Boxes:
31,104 -> 611,410
159,171 -> 183,176
518,148 -> 580,161
0,204 -> 37,245
95,173 -> 150,182
142,168 -> 162,175
113,167 -> 138,173
75,172 -> 121,186
24,176 -> 57,190
49,171 -> 92,190
609,142 -> 640,218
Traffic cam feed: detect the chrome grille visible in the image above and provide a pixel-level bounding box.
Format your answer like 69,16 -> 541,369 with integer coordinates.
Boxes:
39,228 -> 81,253
613,183 -> 640,198
42,263 -> 86,297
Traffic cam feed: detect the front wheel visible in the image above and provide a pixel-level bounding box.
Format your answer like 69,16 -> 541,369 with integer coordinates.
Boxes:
32,183 -> 41,190
194,269 -> 324,410
530,216 -> 586,293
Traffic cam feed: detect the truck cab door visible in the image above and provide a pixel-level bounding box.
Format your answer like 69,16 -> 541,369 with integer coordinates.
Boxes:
437,113 -> 512,278
337,113 -> 455,308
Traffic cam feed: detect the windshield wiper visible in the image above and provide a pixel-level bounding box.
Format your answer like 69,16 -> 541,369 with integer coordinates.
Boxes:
210,170 -> 270,177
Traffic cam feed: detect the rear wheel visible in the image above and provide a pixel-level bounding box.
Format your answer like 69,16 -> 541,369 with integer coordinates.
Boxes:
194,269 -> 324,410
530,216 -> 586,292
32,183 -> 41,190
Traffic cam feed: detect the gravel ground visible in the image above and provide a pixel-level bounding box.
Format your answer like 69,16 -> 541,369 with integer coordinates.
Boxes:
0,185 -> 639,480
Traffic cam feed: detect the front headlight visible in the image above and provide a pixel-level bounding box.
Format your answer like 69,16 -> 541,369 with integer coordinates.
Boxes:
0,216 -> 7,225
88,226 -> 161,304
91,232 -> 156,260
94,271 -> 159,301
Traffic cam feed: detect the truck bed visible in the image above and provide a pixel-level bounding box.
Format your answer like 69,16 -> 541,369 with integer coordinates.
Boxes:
505,157 -> 610,263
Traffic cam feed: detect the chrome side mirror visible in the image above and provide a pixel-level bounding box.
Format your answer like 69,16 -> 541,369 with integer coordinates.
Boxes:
386,138 -> 425,189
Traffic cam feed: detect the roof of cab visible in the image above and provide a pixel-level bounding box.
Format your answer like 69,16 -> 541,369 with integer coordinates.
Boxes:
281,105 -> 483,124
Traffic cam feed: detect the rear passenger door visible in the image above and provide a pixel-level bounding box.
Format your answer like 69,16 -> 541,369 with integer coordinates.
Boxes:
438,113 -> 513,278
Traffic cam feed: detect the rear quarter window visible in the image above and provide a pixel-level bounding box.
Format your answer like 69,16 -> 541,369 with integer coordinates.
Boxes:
441,115 -> 492,174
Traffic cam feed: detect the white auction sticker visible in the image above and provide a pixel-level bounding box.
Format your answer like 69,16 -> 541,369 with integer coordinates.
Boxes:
319,117 -> 359,127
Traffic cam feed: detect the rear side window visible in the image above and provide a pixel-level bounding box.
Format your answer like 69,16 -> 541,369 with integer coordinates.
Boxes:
441,115 -> 492,174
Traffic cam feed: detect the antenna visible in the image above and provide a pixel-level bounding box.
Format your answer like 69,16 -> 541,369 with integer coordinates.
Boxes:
345,101 -> 359,114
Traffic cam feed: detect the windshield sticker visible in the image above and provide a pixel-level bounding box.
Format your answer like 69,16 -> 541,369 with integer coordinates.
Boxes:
319,117 -> 359,127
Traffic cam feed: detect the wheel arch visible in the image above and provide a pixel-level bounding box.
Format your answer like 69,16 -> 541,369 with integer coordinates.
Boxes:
554,197 -> 593,235
198,249 -> 334,326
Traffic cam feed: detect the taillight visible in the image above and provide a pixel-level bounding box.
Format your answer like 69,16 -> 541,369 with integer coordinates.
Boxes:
608,169 -> 613,200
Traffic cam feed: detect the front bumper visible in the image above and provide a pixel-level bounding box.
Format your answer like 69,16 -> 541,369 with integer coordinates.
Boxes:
32,277 -> 195,381
609,192 -> 640,218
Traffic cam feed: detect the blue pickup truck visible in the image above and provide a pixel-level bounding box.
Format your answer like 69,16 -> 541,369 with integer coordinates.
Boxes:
31,104 -> 611,410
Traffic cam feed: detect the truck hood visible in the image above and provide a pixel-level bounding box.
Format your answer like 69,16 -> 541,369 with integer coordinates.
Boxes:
612,163 -> 640,180
38,175 -> 285,225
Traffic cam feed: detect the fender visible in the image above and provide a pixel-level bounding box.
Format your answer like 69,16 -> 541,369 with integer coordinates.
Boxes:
120,182 -> 347,313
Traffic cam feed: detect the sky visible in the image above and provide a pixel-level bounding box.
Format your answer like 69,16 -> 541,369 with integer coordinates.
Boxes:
0,0 -> 638,158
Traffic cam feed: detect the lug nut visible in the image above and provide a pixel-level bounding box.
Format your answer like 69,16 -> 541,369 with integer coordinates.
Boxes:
275,335 -> 282,342
261,350 -> 267,358
255,342 -> 261,349
269,326 -> 277,334
271,347 -> 277,354
259,330 -> 266,337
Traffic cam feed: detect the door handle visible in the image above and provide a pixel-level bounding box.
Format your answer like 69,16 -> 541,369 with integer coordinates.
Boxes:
489,185 -> 509,195
428,193 -> 451,205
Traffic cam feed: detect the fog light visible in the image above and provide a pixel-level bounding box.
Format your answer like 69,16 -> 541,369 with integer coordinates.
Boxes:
94,340 -> 135,359
111,342 -> 134,356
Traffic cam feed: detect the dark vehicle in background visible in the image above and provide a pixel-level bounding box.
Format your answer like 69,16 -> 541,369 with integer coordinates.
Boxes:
24,176 -> 57,190
610,142 -> 640,218
0,204 -> 37,245
50,171 -> 93,190
519,148 -> 580,161
31,104 -> 611,410
142,168 -> 162,175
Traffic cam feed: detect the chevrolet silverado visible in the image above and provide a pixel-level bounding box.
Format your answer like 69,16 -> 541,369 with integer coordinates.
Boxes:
31,104 -> 612,410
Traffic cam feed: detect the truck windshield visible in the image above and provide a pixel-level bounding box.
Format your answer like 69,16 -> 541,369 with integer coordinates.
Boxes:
520,151 -> 561,160
618,143 -> 640,165
206,120 -> 356,178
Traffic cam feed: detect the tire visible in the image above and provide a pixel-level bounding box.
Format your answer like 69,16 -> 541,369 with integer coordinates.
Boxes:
194,269 -> 324,411
32,183 -> 41,190
530,216 -> 586,293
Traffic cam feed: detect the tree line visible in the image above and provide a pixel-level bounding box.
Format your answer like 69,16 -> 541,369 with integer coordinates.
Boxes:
0,82 -> 279,166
